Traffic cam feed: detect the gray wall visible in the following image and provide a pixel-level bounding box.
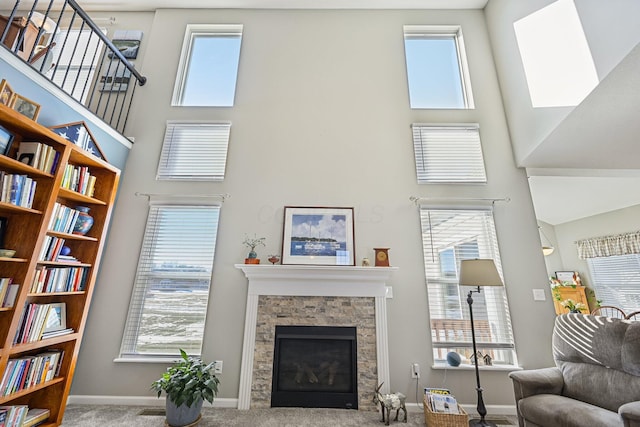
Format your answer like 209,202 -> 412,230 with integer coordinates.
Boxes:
70,8 -> 555,407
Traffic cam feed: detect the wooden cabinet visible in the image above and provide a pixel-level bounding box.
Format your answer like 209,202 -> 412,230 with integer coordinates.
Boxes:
0,104 -> 120,426
552,286 -> 590,315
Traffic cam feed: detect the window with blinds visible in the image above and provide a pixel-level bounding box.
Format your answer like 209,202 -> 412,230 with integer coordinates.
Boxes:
157,122 -> 231,180
403,25 -> 474,109
172,24 -> 242,106
120,204 -> 220,358
587,254 -> 640,313
420,208 -> 516,366
412,124 -> 487,183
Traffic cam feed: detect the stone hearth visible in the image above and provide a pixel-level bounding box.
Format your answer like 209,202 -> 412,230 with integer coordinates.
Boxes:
235,264 -> 397,410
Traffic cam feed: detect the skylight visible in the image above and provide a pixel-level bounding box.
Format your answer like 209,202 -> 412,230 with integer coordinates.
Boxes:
514,0 -> 599,108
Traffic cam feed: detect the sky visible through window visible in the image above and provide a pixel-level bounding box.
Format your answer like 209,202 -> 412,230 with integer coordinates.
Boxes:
181,34 -> 241,106
404,36 -> 465,109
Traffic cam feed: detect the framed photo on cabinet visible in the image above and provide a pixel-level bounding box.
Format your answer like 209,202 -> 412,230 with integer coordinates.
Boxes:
281,206 -> 355,266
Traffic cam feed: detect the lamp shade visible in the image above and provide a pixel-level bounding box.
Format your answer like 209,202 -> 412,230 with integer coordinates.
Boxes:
459,259 -> 503,287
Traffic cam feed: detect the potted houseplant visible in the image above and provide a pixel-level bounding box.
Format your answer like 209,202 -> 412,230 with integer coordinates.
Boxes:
560,298 -> 587,313
151,349 -> 220,427
243,234 -> 266,264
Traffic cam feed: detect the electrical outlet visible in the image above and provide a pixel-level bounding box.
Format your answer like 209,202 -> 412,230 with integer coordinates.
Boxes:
214,360 -> 223,374
411,363 -> 420,379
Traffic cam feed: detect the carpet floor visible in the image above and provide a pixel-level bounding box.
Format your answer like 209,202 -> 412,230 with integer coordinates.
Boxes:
61,405 -> 519,426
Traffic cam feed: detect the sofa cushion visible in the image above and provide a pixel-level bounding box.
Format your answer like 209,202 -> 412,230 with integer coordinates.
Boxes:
553,314 -> 640,411
519,394 -> 623,427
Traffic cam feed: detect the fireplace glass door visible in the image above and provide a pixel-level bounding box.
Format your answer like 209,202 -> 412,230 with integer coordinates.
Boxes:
271,325 -> 358,409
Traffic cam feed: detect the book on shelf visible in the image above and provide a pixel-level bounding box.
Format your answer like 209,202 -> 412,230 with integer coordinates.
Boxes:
0,277 -> 12,305
16,142 -> 42,168
0,351 -> 64,396
23,407 -> 50,427
1,283 -> 19,308
0,405 -> 28,426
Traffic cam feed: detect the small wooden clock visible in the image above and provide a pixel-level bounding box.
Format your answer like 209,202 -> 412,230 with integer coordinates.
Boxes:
374,248 -> 390,267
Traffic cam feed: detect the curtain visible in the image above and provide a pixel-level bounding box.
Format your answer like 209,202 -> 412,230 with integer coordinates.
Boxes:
576,231 -> 640,259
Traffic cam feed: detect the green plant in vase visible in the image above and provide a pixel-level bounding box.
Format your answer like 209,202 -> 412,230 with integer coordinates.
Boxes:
243,234 -> 265,264
560,299 -> 587,313
151,349 -> 220,427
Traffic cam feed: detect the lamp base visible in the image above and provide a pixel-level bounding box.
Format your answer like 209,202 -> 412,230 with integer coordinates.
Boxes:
469,419 -> 498,427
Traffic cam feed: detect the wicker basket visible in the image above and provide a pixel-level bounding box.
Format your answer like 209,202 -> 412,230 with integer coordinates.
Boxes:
423,396 -> 469,427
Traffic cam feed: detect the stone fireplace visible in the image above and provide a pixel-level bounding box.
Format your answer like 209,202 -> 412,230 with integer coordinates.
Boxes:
235,264 -> 397,410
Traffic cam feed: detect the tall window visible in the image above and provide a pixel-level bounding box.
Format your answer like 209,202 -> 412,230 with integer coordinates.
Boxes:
120,203 -> 220,357
411,124 -> 487,183
420,208 -> 516,366
157,121 -> 231,181
403,25 -> 474,109
172,24 -> 242,107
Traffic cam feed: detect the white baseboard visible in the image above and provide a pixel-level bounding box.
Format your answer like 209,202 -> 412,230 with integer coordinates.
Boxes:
405,402 -> 517,416
67,396 -> 516,416
67,395 -> 238,408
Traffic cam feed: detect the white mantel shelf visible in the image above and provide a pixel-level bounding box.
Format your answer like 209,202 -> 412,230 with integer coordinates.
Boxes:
235,264 -> 398,297
234,264 -> 398,409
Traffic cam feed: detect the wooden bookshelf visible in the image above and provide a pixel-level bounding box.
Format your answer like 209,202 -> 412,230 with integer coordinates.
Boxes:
0,104 -> 120,425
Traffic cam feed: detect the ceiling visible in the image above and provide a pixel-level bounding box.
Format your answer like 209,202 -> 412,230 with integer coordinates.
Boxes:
526,42 -> 640,226
75,0 -> 488,12
65,0 -> 640,226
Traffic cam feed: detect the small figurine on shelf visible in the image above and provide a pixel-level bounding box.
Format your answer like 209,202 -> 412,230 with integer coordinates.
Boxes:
243,234 -> 266,264
268,254 -> 280,265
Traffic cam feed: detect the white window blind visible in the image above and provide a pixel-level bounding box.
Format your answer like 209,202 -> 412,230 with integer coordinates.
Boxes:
587,254 -> 640,313
157,122 -> 231,181
403,25 -> 474,109
412,124 -> 487,183
120,204 -> 220,357
420,208 -> 516,366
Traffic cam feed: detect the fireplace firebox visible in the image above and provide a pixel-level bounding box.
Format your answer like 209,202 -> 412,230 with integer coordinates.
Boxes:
271,325 -> 358,409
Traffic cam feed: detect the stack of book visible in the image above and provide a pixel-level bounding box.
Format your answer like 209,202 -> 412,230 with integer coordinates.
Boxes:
0,406 -> 49,427
16,141 -> 60,174
13,303 -> 70,344
424,387 -> 460,414
31,266 -> 89,293
38,236 -> 65,262
61,164 -> 96,197
0,278 -> 19,308
0,173 -> 36,208
0,351 -> 64,396
47,203 -> 82,234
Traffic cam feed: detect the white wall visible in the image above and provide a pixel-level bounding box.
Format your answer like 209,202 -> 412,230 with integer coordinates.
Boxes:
70,8 -> 555,408
484,0 -> 640,166
553,204 -> 640,290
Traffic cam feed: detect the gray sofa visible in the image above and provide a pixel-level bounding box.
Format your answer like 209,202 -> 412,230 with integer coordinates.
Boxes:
509,313 -> 640,427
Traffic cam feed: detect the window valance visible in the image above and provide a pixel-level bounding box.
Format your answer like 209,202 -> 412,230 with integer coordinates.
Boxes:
576,231 -> 640,259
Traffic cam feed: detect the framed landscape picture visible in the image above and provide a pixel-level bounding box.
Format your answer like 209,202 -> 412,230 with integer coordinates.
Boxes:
281,206 -> 355,266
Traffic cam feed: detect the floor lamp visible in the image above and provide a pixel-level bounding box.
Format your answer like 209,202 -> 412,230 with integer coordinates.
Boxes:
459,259 -> 504,427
